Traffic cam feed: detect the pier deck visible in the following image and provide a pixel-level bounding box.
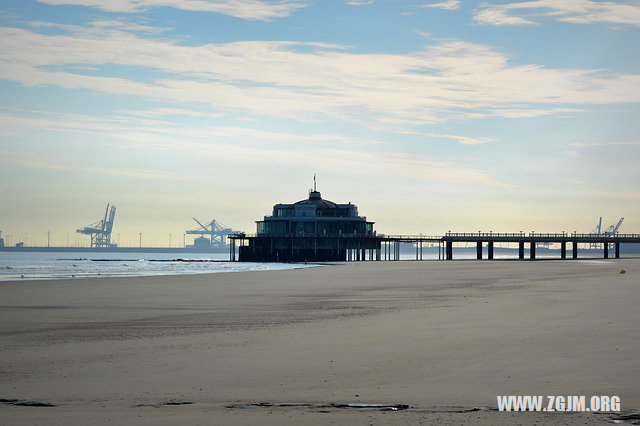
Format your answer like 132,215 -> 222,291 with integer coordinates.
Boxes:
228,232 -> 640,262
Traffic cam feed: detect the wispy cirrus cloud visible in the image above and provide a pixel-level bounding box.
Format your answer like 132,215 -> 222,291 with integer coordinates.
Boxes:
2,150 -> 190,181
422,0 -> 460,11
0,110 -> 508,187
345,0 -> 373,5
474,0 -> 640,27
36,0 -> 306,20
427,133 -> 494,145
1,25 -> 639,129
571,141 -> 640,147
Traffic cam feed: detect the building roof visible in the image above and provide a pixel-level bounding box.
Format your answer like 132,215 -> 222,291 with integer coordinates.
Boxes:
293,190 -> 339,209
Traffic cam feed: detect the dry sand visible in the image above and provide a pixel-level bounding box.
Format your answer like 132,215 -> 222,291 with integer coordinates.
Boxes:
1,259 -> 639,425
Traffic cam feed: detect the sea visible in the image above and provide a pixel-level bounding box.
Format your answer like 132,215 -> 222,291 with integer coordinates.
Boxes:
0,247 -> 613,282
0,251 -> 320,282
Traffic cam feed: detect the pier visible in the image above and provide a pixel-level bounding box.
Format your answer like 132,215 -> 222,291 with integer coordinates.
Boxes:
442,232 -> 640,260
229,232 -> 640,262
228,184 -> 639,263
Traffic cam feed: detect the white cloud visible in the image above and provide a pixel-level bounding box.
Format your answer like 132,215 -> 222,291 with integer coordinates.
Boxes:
474,0 -> 640,27
1,25 -> 639,130
3,150 -> 190,180
345,0 -> 373,5
474,6 -> 537,26
422,0 -> 461,11
0,110 -> 508,187
571,141 -> 640,147
36,0 -> 306,20
427,133 -> 494,145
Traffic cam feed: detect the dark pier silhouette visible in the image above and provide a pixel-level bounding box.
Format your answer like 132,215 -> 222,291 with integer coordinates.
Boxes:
228,181 -> 639,263
229,232 -> 640,262
441,232 -> 640,260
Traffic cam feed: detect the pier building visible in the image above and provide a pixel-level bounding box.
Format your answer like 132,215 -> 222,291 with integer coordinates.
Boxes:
233,183 -> 379,262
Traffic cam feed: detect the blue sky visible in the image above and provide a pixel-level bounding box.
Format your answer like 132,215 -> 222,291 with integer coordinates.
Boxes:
1,0 -> 639,246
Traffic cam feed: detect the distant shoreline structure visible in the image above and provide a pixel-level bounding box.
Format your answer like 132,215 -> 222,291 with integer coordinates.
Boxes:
0,246 -> 228,254
1,244 -> 640,255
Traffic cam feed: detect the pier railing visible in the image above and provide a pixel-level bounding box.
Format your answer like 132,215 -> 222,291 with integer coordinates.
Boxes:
229,233 -> 441,240
445,232 -> 640,238
230,232 -> 640,241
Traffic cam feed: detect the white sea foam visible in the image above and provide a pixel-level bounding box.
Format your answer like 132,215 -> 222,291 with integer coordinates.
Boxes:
0,251 -> 320,282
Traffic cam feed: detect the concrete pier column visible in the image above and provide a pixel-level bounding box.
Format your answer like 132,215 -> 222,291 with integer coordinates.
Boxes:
615,242 -> 620,259
561,241 -> 566,259
446,241 -> 453,260
476,241 -> 482,260
604,243 -> 609,259
572,242 -> 578,259
518,241 -> 525,259
488,242 -> 494,260
530,242 -> 536,260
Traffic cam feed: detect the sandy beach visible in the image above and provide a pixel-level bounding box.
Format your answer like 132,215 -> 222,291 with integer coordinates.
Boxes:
1,259 -> 638,425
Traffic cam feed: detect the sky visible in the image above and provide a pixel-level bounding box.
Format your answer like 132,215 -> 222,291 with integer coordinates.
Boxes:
1,0 -> 639,247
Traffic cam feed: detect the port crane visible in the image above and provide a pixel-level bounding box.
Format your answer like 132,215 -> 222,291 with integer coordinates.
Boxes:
604,218 -> 624,236
76,204 -> 117,248
186,218 -> 240,247
589,217 -> 623,249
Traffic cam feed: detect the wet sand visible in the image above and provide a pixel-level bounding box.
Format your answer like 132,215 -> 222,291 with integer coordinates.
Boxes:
1,259 -> 639,425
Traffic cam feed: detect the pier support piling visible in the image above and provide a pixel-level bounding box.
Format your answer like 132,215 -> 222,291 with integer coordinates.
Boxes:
446,241 -> 453,260
476,241 -> 482,260
561,241 -> 566,259
488,242 -> 494,260
530,242 -> 536,260
518,241 -> 525,259
573,242 -> 578,259
615,242 -> 620,259
604,243 -> 609,259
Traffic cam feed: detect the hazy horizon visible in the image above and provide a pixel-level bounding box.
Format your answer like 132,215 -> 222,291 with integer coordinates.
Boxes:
1,0 -> 639,247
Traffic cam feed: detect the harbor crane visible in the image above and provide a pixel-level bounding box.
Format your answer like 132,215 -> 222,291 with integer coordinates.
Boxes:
186,218 -> 240,247
76,204 -> 117,248
589,217 -> 623,249
604,218 -> 624,236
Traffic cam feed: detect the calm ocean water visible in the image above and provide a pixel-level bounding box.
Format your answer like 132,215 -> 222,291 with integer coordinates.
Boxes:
0,248 -> 607,282
0,251 -> 320,281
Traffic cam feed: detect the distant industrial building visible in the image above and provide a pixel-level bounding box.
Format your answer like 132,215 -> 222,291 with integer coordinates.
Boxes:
232,181 -> 379,262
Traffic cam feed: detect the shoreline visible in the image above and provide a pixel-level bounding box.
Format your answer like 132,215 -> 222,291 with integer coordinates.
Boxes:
2,256 -> 637,284
1,259 -> 638,424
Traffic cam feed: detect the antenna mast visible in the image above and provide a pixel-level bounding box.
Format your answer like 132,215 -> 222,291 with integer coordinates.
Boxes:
314,174 -> 317,192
